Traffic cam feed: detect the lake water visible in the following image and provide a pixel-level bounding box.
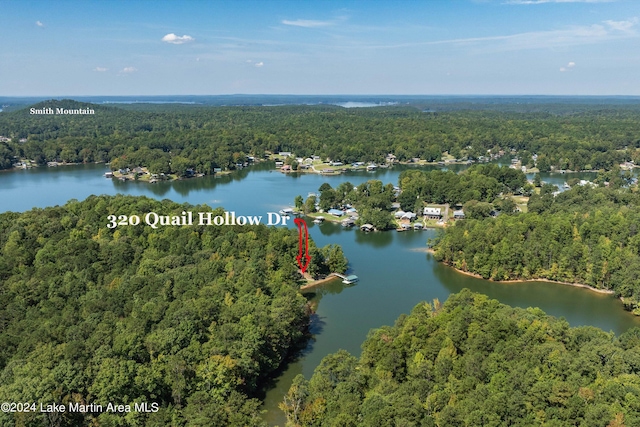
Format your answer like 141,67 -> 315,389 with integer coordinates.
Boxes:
0,162 -> 633,426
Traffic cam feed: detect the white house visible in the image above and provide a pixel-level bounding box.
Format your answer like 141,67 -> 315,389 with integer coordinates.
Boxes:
423,207 -> 442,219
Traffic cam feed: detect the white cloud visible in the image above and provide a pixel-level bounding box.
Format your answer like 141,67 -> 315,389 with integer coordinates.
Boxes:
254,62 -> 264,68
560,61 -> 576,72
161,33 -> 195,44
363,18 -> 637,53
121,67 -> 137,73
281,19 -> 333,28
93,67 -> 108,72
35,20 -> 44,27
604,18 -> 638,33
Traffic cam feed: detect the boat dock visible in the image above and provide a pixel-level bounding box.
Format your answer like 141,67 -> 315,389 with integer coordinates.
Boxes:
333,273 -> 359,284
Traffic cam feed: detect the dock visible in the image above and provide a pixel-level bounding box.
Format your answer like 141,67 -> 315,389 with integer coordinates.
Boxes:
333,273 -> 359,284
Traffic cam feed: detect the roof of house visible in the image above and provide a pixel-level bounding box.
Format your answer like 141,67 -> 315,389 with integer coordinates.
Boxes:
453,210 -> 465,216
424,207 -> 442,215
328,209 -> 345,216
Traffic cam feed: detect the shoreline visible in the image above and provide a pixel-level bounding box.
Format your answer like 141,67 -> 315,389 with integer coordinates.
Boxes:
299,274 -> 342,291
425,248 -> 615,295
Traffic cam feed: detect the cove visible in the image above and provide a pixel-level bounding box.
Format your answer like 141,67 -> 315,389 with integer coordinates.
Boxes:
0,162 -> 635,426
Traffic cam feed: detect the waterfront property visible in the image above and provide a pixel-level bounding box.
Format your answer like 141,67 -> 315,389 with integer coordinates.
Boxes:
341,218 -> 356,227
453,209 -> 465,219
334,273 -> 359,284
279,208 -> 294,216
328,209 -> 345,217
424,207 -> 442,219
360,223 -> 375,232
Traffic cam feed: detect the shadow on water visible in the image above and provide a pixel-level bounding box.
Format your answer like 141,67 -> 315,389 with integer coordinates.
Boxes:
429,253 -> 640,335
110,161 -> 275,197
353,228 -> 394,248
255,281 -> 345,402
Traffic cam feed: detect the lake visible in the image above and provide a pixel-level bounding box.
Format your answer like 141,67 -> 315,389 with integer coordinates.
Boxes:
0,162 -> 634,426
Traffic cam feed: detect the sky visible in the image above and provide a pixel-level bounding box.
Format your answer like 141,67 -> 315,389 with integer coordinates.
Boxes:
0,0 -> 639,96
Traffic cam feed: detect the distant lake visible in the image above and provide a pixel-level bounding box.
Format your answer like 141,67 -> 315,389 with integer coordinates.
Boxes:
332,101 -> 399,108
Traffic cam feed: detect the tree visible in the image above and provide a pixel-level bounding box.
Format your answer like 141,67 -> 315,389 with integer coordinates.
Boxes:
304,196 -> 317,214
463,200 -> 493,219
322,244 -> 348,274
294,195 -> 304,210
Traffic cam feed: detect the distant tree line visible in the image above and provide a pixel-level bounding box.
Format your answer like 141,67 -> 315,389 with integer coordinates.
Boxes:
1,99 -> 639,174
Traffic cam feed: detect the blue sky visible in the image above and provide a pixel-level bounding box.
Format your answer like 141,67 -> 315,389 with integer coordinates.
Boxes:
1,0 -> 638,96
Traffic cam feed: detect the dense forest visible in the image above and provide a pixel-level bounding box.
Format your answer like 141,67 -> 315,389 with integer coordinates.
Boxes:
1,99 -> 639,174
282,290 -> 640,426
0,195 -> 344,426
432,184 -> 640,313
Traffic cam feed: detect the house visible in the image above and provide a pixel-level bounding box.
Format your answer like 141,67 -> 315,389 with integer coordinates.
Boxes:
330,161 -> 343,166
394,210 -> 406,219
281,165 -> 292,172
275,161 -> 284,167
366,164 -> 378,171
401,212 -> 417,221
423,207 -> 442,219
279,152 -> 293,157
453,209 -> 465,219
386,153 -> 397,163
328,209 -> 345,217
213,168 -> 222,173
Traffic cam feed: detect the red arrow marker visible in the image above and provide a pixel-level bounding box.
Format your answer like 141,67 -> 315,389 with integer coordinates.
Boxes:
294,218 -> 311,273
